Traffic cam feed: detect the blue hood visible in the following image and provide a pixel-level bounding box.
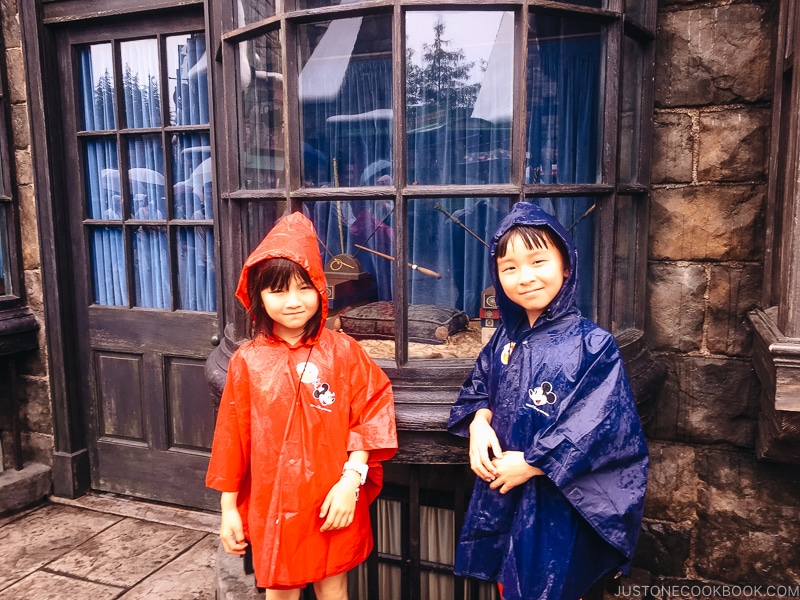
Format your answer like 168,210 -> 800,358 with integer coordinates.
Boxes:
489,202 -> 580,340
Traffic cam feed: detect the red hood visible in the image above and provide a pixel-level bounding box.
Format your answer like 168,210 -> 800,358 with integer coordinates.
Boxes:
235,212 -> 329,334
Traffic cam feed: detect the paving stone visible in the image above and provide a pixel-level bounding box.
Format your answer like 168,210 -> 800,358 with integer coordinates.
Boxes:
0,503 -> 121,590
118,534 -> 217,600
47,516 -> 206,588
0,569 -> 122,600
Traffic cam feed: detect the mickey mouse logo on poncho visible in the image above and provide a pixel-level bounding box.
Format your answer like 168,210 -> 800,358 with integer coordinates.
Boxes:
313,381 -> 336,406
528,382 -> 557,406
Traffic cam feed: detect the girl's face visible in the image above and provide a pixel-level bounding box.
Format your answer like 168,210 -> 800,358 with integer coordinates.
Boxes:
496,232 -> 569,326
260,276 -> 320,343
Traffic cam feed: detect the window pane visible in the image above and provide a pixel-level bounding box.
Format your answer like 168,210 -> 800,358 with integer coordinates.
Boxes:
177,226 -> 216,311
307,197 -> 395,303
127,135 -> 166,220
241,201 -> 283,258
133,226 -> 170,308
90,226 -> 127,306
619,36 -> 643,185
529,197 -> 596,319
121,39 -> 162,129
167,33 -> 209,126
614,195 -> 638,331
239,31 -> 284,190
298,15 -> 392,188
0,205 -> 10,296
406,12 -> 513,185
85,138 -> 121,220
237,0 -> 277,26
78,44 -> 116,131
172,132 -> 212,219
526,16 -> 602,184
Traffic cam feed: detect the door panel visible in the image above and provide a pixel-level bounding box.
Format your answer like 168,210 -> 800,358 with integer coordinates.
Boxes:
57,11 -> 219,510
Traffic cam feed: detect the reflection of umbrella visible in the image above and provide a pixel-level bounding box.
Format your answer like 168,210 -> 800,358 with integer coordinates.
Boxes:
360,159 -> 391,185
101,168 -> 165,193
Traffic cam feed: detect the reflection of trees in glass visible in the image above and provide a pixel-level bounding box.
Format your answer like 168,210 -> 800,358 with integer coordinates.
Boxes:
407,21 -> 482,110
94,70 -> 115,122
123,65 -> 161,123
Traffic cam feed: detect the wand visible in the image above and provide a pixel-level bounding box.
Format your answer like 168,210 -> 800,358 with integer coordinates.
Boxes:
434,203 -> 490,248
354,244 -> 442,279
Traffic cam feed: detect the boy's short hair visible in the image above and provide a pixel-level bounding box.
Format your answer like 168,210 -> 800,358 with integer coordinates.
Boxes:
246,257 -> 323,341
495,224 -> 571,270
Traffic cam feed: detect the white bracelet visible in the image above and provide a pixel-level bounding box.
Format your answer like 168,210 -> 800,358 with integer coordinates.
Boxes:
340,474 -> 360,501
342,461 -> 369,486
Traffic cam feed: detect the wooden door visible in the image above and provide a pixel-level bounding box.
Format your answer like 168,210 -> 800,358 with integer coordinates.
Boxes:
55,11 -> 219,510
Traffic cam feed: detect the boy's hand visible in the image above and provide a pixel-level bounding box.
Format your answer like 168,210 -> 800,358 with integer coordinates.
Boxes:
469,409 -> 503,482
219,506 -> 248,555
319,477 -> 358,532
489,451 -> 544,493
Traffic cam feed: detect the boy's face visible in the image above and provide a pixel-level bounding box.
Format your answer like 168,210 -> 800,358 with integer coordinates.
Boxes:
260,276 -> 320,343
496,232 -> 569,326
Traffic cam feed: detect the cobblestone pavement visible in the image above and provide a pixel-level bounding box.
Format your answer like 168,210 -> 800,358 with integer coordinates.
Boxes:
0,493 -> 220,600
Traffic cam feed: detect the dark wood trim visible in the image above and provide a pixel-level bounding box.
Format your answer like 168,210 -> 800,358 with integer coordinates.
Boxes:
19,0 -> 90,497
42,0 -> 203,25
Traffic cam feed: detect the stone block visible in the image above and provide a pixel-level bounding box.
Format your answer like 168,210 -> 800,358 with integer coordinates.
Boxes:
1,0 -> 21,50
649,185 -> 765,261
706,264 -> 762,356
697,108 -> 770,182
646,262 -> 706,352
0,462 -> 51,515
18,184 -> 39,270
642,440 -> 699,523
634,520 -> 692,577
20,375 -> 53,435
652,111 -> 693,184
645,355 -> 759,447
11,104 -> 30,151
694,450 -> 800,583
14,147 -> 33,186
5,46 -> 26,104
655,4 -> 774,107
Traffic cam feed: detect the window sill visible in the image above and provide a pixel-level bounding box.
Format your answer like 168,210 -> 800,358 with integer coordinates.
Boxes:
0,306 -> 39,357
747,306 -> 800,464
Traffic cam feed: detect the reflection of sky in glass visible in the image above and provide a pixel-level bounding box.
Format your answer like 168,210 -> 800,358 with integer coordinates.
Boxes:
406,12 -> 504,84
167,35 -> 186,121
89,43 -> 113,86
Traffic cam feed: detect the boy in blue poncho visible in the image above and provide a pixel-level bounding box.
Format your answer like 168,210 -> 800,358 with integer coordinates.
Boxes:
448,202 -> 649,600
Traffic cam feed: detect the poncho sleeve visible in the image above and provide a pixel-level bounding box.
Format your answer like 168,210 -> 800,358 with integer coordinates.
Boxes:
524,329 -> 649,559
447,337 -> 494,437
346,339 -> 398,464
206,349 -> 253,492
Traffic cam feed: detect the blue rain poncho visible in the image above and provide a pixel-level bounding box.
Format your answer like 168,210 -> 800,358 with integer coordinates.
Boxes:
448,202 -> 649,600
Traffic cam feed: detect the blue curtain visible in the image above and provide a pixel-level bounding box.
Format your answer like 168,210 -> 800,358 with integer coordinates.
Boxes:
79,35 -> 215,311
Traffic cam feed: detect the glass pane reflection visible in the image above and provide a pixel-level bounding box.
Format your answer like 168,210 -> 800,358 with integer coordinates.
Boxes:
406,12 -> 513,185
237,0 -> 277,27
619,36 -> 643,184
172,132 -> 212,219
133,225 -> 170,308
177,226 -> 216,311
614,195 -> 639,331
0,206 -> 10,296
121,39 -> 162,129
239,32 -> 284,190
78,44 -> 116,132
167,33 -> 209,126
127,135 -> 166,220
526,16 -> 602,184
298,15 -> 393,188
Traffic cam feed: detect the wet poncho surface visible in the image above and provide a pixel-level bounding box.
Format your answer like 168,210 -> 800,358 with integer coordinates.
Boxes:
448,202 -> 649,600
206,213 -> 397,589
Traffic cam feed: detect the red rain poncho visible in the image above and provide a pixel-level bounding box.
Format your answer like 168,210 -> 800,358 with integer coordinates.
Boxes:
206,212 -> 397,589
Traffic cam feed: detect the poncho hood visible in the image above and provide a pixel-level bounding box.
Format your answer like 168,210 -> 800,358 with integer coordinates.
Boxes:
490,202 -> 580,340
235,212 -> 329,338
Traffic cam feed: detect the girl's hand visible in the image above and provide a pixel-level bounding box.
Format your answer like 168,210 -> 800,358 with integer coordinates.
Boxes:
219,506 -> 248,555
469,409 -> 503,482
489,451 -> 544,494
319,476 -> 358,532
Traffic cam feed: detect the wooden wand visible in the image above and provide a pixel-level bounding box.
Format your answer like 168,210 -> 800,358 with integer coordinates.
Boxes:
354,244 -> 442,279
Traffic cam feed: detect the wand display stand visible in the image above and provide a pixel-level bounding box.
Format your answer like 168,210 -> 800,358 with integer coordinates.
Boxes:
481,286 -> 499,345
324,253 -> 377,320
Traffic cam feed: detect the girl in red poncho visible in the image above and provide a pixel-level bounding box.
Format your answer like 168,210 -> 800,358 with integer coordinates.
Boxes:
206,212 -> 398,599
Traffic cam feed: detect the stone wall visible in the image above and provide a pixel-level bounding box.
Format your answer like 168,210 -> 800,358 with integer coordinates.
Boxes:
638,0 -> 800,590
0,0 -> 51,470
